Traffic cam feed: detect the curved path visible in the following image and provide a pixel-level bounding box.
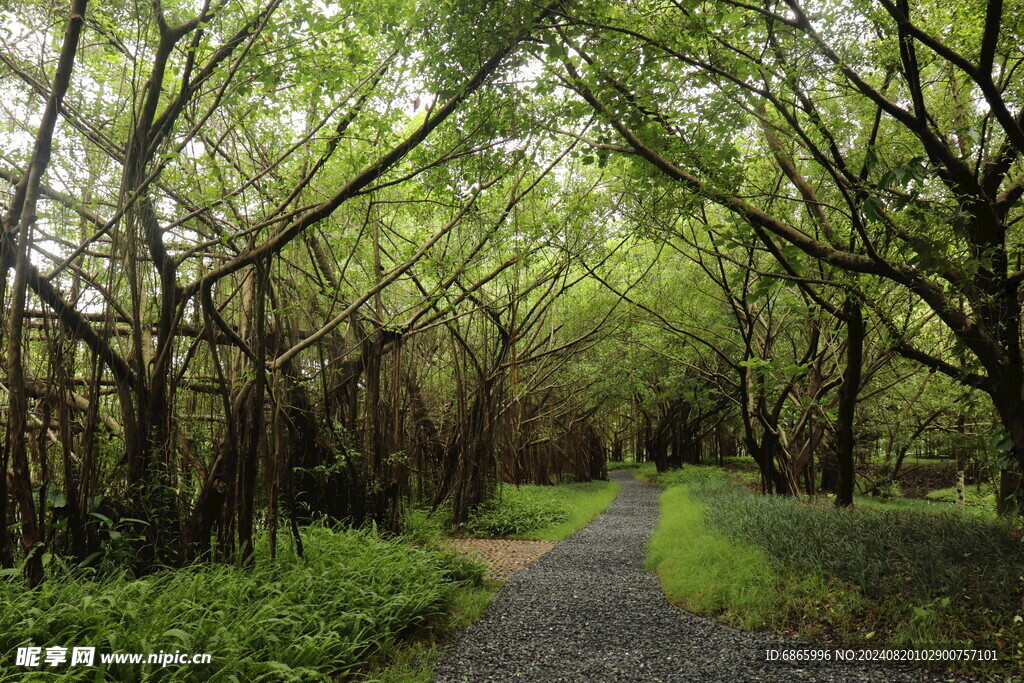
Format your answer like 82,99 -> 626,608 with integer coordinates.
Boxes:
434,471 -> 960,682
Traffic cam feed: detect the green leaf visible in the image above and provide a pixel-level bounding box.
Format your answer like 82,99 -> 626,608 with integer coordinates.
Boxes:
861,196 -> 884,222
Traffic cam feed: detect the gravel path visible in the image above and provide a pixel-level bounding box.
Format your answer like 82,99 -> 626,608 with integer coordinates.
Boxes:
434,471 -> 970,682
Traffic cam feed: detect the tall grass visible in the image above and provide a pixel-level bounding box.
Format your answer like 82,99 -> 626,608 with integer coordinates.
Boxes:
650,467 -> 1024,674
0,525 -> 484,681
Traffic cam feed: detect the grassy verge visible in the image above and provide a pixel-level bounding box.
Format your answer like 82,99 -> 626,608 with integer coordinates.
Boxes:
632,462 -> 657,483
517,481 -> 621,541
0,525 -> 485,682
647,479 -> 869,636
647,467 -> 1024,677
360,580 -> 500,682
460,480 -> 620,541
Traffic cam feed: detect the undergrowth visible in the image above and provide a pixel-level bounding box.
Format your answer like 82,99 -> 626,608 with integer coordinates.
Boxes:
648,466 -> 1024,676
632,462 -> 657,483
359,580 -> 500,682
461,485 -> 570,537
516,481 -> 620,541
0,524 -> 485,681
925,485 -> 997,510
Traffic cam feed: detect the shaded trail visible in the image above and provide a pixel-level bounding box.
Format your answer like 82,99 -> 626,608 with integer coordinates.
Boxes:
434,470 -> 954,682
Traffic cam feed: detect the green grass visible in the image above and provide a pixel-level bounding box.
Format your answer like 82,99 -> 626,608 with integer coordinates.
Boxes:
647,484 -> 869,635
606,460 -> 640,471
648,466 -> 1024,675
359,580 -> 500,682
855,493 -> 996,518
516,481 -> 621,541
0,525 -> 486,682
925,485 -> 997,509
461,485 -> 571,537
462,480 -> 620,540
632,462 -> 657,483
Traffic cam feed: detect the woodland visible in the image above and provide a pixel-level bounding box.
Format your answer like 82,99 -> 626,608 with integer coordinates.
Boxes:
1,0 -> 1024,678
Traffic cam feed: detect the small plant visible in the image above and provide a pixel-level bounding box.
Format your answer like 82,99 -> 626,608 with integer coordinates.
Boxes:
871,478 -> 902,501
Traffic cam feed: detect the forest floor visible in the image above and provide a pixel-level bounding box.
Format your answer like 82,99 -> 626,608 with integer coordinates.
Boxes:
433,470 -> 969,682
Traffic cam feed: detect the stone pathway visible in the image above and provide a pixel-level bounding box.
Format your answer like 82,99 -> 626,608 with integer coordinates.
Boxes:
434,471 -> 965,682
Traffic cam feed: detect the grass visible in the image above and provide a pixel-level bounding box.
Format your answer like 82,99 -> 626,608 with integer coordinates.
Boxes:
632,462 -> 657,484
925,485 -> 997,510
461,485 -> 571,537
855,493 -> 996,518
516,481 -> 621,541
647,484 -> 869,635
606,460 -> 640,471
648,466 -> 1024,676
461,480 -> 620,541
359,580 -> 500,682
0,524 -> 485,682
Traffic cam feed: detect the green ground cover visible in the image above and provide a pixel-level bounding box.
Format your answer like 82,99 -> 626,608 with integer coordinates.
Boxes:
0,525 -> 484,682
647,466 -> 1024,677
458,480 -> 620,540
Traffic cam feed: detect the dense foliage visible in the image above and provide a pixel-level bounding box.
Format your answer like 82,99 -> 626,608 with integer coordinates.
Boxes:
1,0 -> 1023,673
0,525 -> 483,681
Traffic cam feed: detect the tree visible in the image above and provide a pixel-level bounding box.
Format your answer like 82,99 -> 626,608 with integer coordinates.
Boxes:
0,0 -> 568,575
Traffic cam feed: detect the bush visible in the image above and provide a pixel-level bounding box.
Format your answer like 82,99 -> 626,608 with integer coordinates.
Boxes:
606,460 -> 640,471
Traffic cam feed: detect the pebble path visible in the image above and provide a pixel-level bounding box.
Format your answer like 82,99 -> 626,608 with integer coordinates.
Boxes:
434,470 -> 973,682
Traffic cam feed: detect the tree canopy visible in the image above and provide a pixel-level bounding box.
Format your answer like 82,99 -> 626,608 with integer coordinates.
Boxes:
1,0 -> 1022,583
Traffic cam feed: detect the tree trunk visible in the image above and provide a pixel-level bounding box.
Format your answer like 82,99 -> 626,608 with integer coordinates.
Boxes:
834,298 -> 864,508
